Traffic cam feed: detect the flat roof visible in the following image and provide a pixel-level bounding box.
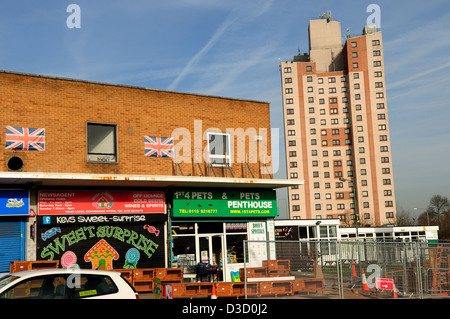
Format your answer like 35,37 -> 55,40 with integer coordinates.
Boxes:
0,69 -> 270,105
0,172 -> 301,189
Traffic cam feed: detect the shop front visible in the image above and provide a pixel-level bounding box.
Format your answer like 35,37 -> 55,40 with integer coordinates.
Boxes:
36,190 -> 167,270
0,189 -> 29,272
170,188 -> 277,282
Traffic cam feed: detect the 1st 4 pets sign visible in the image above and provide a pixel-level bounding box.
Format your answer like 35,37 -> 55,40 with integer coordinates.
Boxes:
172,188 -> 277,218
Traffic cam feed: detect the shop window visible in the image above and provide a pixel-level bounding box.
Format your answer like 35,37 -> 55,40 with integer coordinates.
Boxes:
298,226 -> 308,239
87,123 -> 117,163
172,223 -> 195,235
329,226 -> 337,238
172,236 -> 196,273
226,234 -> 248,263
206,132 -> 231,166
198,222 -> 224,234
225,223 -> 247,232
308,226 -> 317,239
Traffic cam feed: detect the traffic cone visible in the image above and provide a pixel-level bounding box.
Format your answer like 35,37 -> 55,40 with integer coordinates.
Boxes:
392,282 -> 399,298
361,269 -> 370,291
211,284 -> 217,299
352,260 -> 357,278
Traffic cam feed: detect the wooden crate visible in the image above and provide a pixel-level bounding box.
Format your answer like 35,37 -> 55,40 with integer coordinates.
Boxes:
134,280 -> 154,292
10,261 -> 30,273
262,260 -> 290,270
181,283 -> 214,298
293,279 -> 324,295
10,260 -> 59,273
293,279 -> 305,293
171,282 -> 217,299
216,282 -> 233,297
133,269 -> 155,292
198,283 -> 214,295
258,282 -> 274,297
262,260 -> 291,276
169,283 -> 186,298
153,268 -> 166,279
230,282 -> 259,298
271,281 -> 293,297
302,278 -> 324,294
240,267 -> 267,279
112,269 -> 134,285
183,283 -> 201,298
134,268 -> 155,280
163,268 -> 183,282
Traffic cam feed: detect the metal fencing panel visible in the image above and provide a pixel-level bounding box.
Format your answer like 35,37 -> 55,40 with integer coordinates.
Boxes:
243,240 -> 450,299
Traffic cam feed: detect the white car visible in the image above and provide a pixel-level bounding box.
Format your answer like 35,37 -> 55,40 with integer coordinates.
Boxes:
0,268 -> 139,299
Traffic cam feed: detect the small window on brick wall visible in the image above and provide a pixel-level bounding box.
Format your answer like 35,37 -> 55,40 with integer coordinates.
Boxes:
206,132 -> 231,167
87,123 -> 118,163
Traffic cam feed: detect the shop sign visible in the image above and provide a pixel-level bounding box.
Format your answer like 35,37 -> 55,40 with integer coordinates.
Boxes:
38,190 -> 165,215
37,219 -> 165,269
248,222 -> 269,266
0,189 -> 29,216
172,188 -> 277,218
38,214 -> 164,226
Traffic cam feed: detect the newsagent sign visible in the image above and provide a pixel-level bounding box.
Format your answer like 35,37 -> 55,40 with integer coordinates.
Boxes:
172,188 -> 278,218
38,190 -> 165,215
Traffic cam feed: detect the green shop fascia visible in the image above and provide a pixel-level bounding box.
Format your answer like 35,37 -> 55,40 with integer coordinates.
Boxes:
171,188 -> 278,218
169,188 -> 278,276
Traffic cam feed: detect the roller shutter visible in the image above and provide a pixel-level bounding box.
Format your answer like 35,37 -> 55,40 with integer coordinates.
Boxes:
0,219 -> 25,272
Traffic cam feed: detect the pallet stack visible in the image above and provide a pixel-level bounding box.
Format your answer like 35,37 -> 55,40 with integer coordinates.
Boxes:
112,268 -> 184,293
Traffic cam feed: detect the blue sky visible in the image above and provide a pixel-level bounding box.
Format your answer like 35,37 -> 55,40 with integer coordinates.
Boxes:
1,0 -> 449,219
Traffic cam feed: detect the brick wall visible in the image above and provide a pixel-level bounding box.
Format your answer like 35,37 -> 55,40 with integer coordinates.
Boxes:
0,71 -> 272,178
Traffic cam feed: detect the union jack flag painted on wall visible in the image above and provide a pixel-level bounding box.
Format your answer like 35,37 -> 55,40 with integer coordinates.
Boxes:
5,126 -> 45,151
144,136 -> 174,158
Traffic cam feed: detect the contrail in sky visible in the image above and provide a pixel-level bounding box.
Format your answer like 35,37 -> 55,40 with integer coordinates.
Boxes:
168,0 -> 273,91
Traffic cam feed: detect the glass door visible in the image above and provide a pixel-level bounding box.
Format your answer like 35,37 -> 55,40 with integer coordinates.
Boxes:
197,235 -> 224,281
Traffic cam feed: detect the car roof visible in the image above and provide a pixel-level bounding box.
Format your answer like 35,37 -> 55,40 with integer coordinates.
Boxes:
9,268 -> 121,278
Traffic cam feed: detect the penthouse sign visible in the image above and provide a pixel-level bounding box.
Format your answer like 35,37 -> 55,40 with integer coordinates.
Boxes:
38,190 -> 165,215
172,188 -> 277,218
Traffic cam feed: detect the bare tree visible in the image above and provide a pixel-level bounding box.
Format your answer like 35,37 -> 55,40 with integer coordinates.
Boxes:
396,208 -> 415,226
427,195 -> 450,226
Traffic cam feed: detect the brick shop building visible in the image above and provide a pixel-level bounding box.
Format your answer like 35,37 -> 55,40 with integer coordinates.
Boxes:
0,70 -> 295,281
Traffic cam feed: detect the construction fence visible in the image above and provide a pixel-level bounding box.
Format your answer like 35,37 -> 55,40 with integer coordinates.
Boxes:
243,240 -> 450,299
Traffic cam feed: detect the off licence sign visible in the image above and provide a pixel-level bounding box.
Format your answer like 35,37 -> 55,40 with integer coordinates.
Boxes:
38,190 -> 165,215
376,278 -> 394,290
